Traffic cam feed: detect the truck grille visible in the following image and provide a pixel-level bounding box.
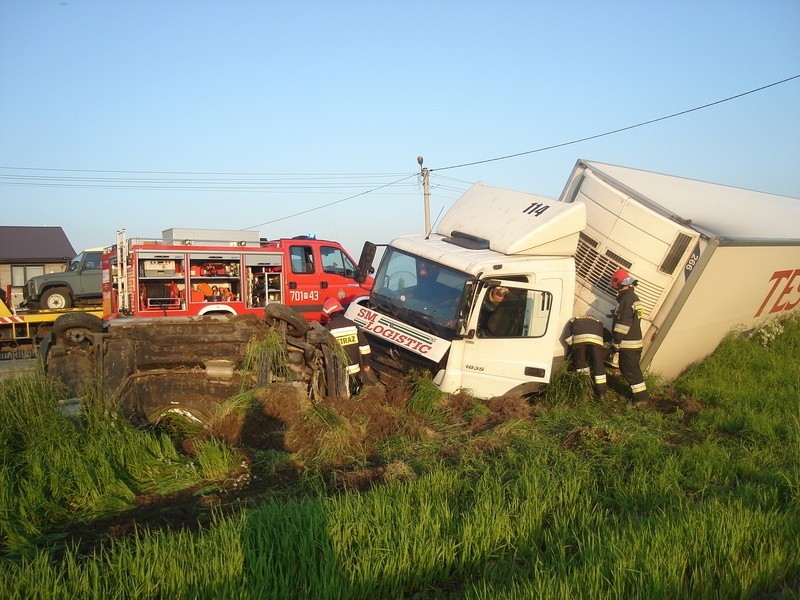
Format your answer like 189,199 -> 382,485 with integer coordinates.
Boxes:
365,331 -> 442,380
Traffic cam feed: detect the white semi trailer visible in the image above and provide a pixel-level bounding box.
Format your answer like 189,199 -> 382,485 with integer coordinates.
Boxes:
348,159 -> 800,398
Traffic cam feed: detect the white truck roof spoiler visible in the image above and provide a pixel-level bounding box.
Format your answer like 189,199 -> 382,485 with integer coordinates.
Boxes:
435,182 -> 586,256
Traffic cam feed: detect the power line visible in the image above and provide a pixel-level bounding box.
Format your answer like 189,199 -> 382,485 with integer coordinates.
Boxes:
0,166 -> 408,177
1,74 -> 796,222
432,74 -> 800,172
244,173 -> 419,229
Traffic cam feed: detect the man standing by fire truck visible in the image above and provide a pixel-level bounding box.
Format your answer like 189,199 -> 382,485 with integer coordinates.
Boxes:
322,298 -> 372,396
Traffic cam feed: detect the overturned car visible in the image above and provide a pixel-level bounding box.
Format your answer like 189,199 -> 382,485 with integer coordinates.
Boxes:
42,304 -> 350,427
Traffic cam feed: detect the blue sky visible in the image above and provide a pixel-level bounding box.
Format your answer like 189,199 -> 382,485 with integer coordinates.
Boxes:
1,1 -> 798,259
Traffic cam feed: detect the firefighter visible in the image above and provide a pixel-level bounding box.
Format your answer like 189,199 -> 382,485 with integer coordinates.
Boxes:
322,298 -> 372,396
609,268 -> 650,406
565,314 -> 609,397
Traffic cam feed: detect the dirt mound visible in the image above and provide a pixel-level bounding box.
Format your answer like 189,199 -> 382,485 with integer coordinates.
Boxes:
40,379 -> 704,557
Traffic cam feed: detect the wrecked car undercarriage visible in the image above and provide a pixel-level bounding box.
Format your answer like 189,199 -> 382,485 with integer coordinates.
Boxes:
42,305 -> 350,427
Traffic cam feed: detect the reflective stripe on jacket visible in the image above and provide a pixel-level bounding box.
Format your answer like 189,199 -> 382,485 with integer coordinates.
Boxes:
326,313 -> 371,373
566,316 -> 605,347
612,288 -> 644,350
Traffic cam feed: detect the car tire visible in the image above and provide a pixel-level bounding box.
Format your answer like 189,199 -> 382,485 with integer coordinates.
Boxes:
53,312 -> 103,344
263,303 -> 310,337
41,287 -> 73,309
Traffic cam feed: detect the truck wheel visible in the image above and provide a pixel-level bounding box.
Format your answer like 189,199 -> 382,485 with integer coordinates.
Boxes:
41,287 -> 73,309
53,313 -> 103,344
263,303 -> 310,337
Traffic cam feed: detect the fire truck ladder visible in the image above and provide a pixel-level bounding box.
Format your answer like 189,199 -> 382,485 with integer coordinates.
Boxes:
116,229 -> 130,313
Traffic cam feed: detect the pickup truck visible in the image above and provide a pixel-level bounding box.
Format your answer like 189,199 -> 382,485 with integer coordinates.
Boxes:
22,248 -> 104,310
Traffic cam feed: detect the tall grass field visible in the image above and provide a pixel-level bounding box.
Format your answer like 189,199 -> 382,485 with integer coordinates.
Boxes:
0,316 -> 797,599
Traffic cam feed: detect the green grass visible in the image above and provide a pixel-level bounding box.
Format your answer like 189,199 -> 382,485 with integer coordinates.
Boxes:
0,315 -> 797,598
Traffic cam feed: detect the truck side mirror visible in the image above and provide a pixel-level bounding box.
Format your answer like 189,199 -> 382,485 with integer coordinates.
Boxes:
354,241 -> 377,283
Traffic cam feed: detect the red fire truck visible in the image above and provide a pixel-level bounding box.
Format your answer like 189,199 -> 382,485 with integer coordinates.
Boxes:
102,228 -> 372,322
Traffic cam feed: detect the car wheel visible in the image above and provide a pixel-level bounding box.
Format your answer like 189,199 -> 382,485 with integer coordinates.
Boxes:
41,287 -> 73,309
263,303 -> 310,337
53,312 -> 103,344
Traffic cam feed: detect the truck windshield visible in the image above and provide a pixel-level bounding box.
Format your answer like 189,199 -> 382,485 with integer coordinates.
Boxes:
371,248 -> 470,336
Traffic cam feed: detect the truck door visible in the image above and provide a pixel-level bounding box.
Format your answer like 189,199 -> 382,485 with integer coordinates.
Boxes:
285,244 -> 323,318
75,251 -> 103,299
458,280 -> 560,397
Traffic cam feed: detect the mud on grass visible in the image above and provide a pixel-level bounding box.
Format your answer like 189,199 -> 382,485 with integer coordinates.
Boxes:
38,376 -> 703,557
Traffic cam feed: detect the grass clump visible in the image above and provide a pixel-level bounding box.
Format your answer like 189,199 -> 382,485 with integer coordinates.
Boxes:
242,330 -> 289,385
0,367 -> 213,557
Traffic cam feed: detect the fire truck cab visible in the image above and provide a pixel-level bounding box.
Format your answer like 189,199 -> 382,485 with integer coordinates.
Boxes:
103,228 -> 372,322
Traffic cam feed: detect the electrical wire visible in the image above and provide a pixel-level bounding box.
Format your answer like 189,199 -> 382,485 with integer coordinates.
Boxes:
1,74 -> 796,221
431,74 -> 800,172
244,173 -> 419,229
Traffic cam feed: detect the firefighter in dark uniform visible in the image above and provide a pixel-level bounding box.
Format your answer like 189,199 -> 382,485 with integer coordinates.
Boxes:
566,314 -> 608,397
609,268 -> 650,405
322,298 -> 372,396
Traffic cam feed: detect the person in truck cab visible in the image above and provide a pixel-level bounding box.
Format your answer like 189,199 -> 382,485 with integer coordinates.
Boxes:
322,298 -> 373,396
609,268 -> 650,407
478,286 -> 525,337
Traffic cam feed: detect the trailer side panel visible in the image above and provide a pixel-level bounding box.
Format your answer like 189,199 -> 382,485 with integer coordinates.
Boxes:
645,244 -> 800,378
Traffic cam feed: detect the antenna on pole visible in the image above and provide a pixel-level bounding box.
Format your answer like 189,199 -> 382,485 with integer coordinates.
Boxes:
418,156 -> 431,235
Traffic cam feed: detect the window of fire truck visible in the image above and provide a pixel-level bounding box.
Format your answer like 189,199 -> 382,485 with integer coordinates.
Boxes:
290,246 -> 314,274
321,246 -> 356,277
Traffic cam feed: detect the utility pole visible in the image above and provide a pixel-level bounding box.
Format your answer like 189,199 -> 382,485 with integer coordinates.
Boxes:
418,156 -> 431,234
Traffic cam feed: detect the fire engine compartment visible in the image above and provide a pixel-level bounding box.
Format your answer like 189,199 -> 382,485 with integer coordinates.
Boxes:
127,250 -> 283,313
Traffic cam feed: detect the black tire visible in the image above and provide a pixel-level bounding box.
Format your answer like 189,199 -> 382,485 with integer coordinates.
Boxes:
263,303 -> 310,337
53,312 -> 103,344
41,287 -> 73,309
320,345 -> 341,398
38,332 -> 54,368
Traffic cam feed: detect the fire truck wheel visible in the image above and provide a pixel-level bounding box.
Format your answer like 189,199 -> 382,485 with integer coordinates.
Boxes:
53,313 -> 104,345
41,287 -> 73,309
263,303 -> 310,337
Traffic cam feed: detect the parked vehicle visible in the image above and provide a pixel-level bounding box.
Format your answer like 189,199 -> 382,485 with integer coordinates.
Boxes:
347,159 -> 800,398
103,228 -> 372,322
21,249 -> 104,310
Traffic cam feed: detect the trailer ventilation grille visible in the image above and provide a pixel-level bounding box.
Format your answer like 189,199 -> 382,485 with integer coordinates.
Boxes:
604,249 -> 632,269
632,279 -> 666,320
575,237 -> 619,295
659,232 -> 692,275
579,232 -> 599,248
575,237 -> 664,318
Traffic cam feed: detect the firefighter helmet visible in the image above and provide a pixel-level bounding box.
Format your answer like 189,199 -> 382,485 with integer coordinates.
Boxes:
322,297 -> 345,316
610,268 -> 629,289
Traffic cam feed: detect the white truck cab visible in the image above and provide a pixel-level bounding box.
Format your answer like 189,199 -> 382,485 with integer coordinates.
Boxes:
347,183 -> 586,398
